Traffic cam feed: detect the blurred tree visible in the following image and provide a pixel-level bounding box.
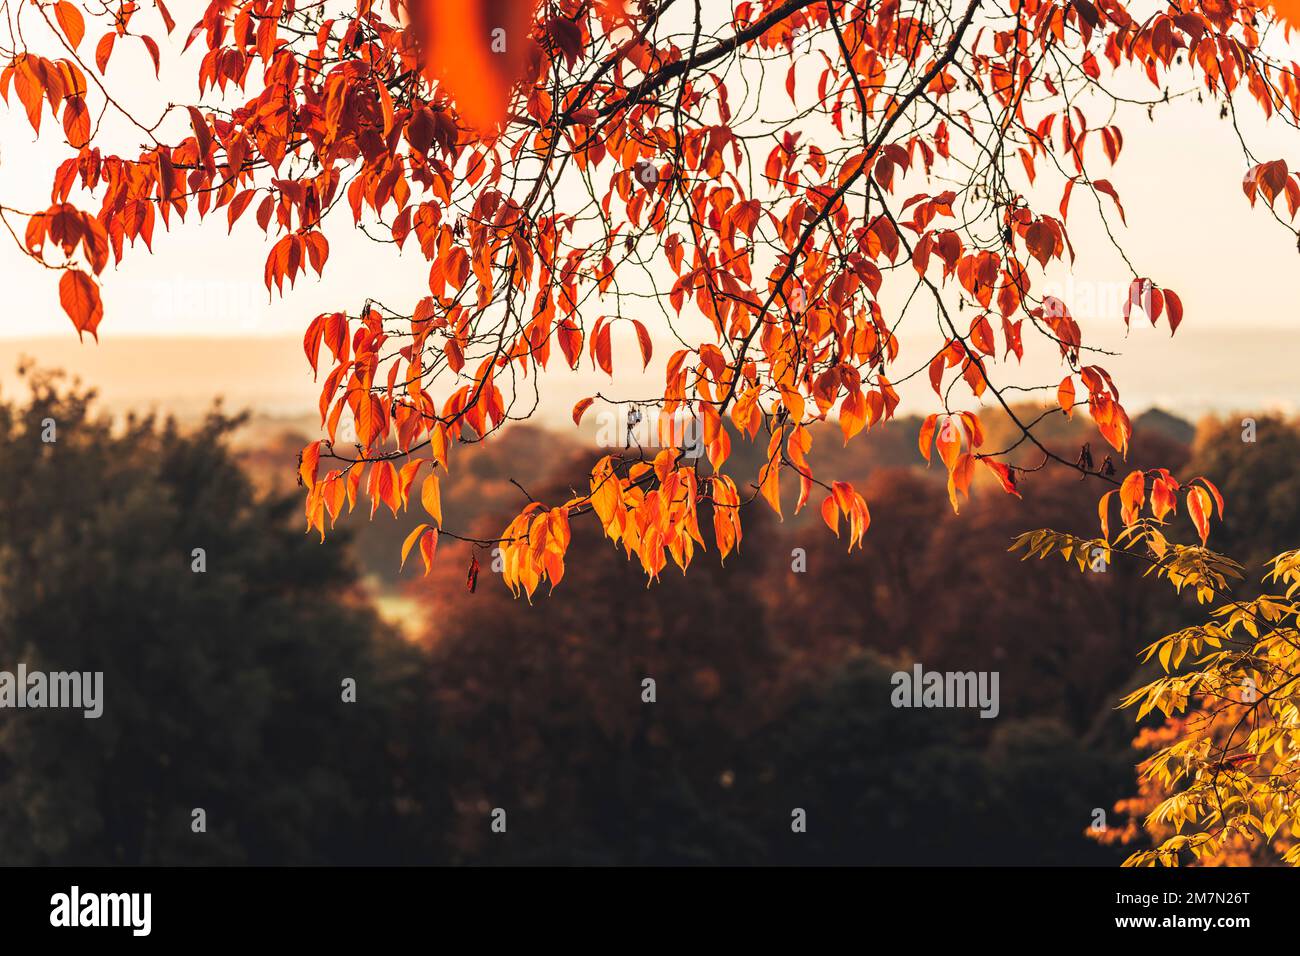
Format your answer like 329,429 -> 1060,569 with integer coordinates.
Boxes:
736,654 -> 1131,865
769,413 -> 1195,733
0,366 -> 447,864
416,448 -> 1146,864
1185,414 -> 1300,569
421,457 -> 785,864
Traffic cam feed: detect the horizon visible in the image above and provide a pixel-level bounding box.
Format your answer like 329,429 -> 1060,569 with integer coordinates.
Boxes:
3,326 -> 1295,431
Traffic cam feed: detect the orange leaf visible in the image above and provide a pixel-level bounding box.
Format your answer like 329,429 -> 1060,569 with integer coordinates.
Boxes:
406,0 -> 538,133
55,1 -> 85,50
572,396 -> 594,426
918,414 -> 938,463
820,494 -> 840,537
62,94 -> 90,147
299,440 -> 322,489
1098,489 -> 1115,541
355,394 -> 387,448
1197,477 -> 1225,519
849,494 -> 870,550
711,475 -> 742,561
95,32 -> 115,74
400,522 -> 431,570
397,458 -> 426,508
707,427 -> 730,472
1187,486 -> 1211,545
367,460 -> 400,517
1057,375 -> 1075,418
839,389 -> 866,443
1119,470 -> 1145,526
829,480 -> 870,549
758,431 -> 783,519
1151,476 -> 1177,521
420,527 -> 439,575
935,415 -> 962,472
58,269 -> 102,341
1272,0 -> 1300,29
421,472 -> 443,525
946,453 -> 975,513
13,57 -> 43,133
788,424 -> 813,514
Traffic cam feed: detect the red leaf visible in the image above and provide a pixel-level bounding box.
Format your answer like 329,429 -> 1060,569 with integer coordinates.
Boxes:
187,106 -> 213,170
157,0 -> 176,33
1093,179 -> 1126,224
1164,289 -> 1183,335
140,36 -> 160,77
594,322 -> 613,375
928,352 -> 945,394
981,459 -> 1021,497
632,318 -> 652,369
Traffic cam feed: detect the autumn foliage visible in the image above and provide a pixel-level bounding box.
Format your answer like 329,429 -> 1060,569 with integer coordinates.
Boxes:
1019,528 -> 1300,866
5,0 -> 1300,597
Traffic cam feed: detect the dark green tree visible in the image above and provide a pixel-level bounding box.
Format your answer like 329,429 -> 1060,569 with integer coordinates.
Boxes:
0,366 -> 446,864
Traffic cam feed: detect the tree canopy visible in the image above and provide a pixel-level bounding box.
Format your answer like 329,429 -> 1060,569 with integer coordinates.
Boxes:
7,0 -> 1300,598
8,0 -> 1298,594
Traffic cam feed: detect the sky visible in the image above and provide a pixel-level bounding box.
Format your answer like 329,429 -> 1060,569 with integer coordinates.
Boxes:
0,3 -> 1297,426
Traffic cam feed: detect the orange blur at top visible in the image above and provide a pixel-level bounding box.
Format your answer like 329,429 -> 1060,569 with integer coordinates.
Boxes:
406,0 -> 539,133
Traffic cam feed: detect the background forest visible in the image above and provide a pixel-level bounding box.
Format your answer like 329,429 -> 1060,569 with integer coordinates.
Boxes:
2,361 -> 1291,866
